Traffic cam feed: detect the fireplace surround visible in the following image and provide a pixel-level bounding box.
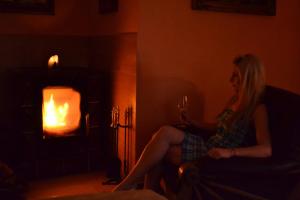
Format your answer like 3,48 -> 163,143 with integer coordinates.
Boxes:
0,67 -> 112,179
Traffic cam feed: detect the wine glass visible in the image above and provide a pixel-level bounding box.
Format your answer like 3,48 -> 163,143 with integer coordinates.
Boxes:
177,95 -> 188,124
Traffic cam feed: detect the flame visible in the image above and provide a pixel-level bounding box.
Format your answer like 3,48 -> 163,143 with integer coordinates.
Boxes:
42,87 -> 81,136
43,94 -> 69,130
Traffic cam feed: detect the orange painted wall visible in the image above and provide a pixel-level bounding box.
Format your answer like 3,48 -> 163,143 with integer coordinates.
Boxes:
0,0 -> 91,35
137,0 -> 300,154
0,0 -> 138,36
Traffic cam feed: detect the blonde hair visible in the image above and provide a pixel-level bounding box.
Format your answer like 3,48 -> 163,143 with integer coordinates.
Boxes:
232,54 -> 266,124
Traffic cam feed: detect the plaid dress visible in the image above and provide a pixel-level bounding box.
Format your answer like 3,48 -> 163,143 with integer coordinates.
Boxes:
181,109 -> 252,162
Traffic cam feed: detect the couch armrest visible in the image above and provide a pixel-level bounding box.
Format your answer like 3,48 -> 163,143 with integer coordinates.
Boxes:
180,157 -> 300,180
177,158 -> 300,200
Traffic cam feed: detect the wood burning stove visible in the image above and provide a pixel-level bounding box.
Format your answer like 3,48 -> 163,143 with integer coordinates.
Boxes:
38,67 -> 89,141
3,67 -> 112,179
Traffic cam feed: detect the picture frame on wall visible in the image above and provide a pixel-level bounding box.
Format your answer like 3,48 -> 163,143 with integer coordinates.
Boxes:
0,0 -> 54,15
192,0 -> 276,16
99,0 -> 118,14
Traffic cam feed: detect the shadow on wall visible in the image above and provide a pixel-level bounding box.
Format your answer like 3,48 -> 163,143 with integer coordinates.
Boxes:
137,75 -> 205,155
163,78 -> 205,124
143,76 -> 205,125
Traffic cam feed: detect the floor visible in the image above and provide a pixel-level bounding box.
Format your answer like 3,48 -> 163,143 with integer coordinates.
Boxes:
25,172 -> 115,200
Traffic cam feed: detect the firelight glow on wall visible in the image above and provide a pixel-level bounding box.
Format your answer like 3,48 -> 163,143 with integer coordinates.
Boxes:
48,54 -> 59,68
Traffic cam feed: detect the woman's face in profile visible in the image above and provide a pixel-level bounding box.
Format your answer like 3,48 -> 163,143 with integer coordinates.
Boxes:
230,67 -> 241,95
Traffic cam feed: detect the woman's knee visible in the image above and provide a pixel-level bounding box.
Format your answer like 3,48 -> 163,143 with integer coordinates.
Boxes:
153,125 -> 176,139
158,125 -> 175,134
151,125 -> 184,144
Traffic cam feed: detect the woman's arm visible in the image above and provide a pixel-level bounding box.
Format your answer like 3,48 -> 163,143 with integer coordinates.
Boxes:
179,108 -> 217,132
179,96 -> 237,133
234,104 -> 272,157
208,104 -> 272,159
180,112 -> 217,133
189,120 -> 217,132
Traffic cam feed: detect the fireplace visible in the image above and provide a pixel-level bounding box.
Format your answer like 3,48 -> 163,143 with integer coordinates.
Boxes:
1,67 -> 112,179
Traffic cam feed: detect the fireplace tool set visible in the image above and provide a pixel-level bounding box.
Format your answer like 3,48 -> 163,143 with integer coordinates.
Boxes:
103,106 -> 132,185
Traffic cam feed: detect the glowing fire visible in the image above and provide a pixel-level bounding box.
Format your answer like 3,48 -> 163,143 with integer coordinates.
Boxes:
44,94 -> 69,128
42,87 -> 81,136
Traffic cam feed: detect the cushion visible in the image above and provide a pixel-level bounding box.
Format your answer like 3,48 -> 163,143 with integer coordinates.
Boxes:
263,86 -> 300,160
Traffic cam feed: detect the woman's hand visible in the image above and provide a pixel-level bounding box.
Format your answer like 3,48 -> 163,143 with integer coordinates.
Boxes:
179,108 -> 192,125
207,148 -> 234,159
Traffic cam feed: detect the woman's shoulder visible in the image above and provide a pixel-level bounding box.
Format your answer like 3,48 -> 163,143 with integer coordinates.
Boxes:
253,104 -> 268,119
255,103 -> 267,110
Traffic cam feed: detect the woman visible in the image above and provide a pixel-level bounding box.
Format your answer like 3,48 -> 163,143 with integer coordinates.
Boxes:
113,54 -> 271,192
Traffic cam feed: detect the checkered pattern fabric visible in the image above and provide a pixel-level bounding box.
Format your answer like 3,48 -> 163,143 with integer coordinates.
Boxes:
181,109 -> 251,162
181,132 -> 208,162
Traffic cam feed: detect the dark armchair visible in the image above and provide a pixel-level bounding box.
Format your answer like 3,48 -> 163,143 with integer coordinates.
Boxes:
168,86 -> 300,200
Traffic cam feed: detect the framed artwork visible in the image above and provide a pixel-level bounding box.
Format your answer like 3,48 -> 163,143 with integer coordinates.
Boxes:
99,0 -> 118,14
0,0 -> 54,15
192,0 -> 276,16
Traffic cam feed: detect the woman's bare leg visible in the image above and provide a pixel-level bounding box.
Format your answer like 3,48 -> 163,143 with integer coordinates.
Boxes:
144,162 -> 164,192
113,125 -> 185,191
144,144 -> 182,193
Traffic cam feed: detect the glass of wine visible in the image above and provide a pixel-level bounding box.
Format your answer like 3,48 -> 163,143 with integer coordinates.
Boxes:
177,95 -> 188,124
